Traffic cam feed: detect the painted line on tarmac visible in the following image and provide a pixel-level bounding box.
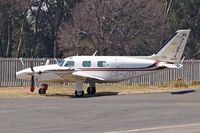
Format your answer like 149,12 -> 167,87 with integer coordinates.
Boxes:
105,123 -> 200,133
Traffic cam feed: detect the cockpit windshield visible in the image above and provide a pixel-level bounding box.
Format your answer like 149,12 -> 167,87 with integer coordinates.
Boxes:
58,59 -> 65,66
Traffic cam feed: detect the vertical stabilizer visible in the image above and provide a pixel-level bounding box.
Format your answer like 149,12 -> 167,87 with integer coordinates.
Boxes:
153,29 -> 190,63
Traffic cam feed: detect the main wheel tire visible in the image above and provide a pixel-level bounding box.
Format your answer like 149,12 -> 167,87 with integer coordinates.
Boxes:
38,88 -> 46,95
87,87 -> 96,94
75,90 -> 84,97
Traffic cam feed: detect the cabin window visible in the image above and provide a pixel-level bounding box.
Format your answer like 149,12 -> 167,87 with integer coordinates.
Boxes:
98,61 -> 106,67
64,61 -> 75,67
83,61 -> 91,67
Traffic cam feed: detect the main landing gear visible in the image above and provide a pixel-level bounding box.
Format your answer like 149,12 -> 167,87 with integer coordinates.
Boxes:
75,80 -> 84,97
74,81 -> 96,97
75,90 -> 84,97
38,84 -> 48,95
87,82 -> 96,95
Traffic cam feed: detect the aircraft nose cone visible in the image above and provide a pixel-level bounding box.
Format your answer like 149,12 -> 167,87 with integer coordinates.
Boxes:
16,71 -> 23,79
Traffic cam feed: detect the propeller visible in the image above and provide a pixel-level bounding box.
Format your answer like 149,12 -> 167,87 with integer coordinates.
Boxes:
30,75 -> 35,92
30,61 -> 35,92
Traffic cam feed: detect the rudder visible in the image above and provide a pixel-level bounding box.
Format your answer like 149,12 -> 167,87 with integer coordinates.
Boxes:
154,29 -> 191,63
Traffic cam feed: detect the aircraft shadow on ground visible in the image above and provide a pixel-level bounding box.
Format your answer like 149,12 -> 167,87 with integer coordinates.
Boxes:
45,92 -> 119,98
170,90 -> 195,95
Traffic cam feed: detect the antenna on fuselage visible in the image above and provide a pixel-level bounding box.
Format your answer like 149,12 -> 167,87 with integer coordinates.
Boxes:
93,50 -> 98,56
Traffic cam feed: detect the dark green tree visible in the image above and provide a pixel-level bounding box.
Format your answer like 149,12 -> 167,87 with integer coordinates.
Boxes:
0,0 -> 78,58
26,0 -> 78,58
0,0 -> 32,57
170,0 -> 200,58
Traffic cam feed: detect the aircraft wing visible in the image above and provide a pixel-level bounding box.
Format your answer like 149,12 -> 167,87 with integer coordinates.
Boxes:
72,71 -> 105,81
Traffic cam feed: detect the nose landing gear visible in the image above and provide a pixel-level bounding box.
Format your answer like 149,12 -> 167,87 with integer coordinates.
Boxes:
38,84 -> 48,95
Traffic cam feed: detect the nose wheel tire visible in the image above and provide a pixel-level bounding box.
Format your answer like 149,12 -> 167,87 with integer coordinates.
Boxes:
38,88 -> 46,95
87,87 -> 96,94
75,90 -> 84,97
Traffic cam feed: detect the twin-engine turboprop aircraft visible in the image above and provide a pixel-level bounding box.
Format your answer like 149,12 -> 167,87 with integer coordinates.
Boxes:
16,29 -> 190,97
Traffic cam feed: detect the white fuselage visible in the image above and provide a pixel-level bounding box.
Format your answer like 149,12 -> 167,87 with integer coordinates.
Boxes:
16,56 -> 162,84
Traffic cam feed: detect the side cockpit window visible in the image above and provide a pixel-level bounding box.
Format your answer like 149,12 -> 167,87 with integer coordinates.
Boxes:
98,61 -> 106,67
83,61 -> 91,67
64,61 -> 75,67
58,59 -> 65,66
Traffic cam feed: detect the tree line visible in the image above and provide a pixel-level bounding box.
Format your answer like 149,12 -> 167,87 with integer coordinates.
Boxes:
0,0 -> 199,59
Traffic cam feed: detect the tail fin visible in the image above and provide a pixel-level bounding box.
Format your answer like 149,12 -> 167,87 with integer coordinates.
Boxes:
152,29 -> 191,63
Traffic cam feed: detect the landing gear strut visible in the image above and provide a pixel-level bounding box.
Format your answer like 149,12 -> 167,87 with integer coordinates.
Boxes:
74,81 -> 96,97
75,80 -> 84,97
38,84 -> 48,95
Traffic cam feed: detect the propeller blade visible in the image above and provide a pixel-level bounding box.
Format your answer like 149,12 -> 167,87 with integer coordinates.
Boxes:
30,76 -> 35,92
30,61 -> 34,72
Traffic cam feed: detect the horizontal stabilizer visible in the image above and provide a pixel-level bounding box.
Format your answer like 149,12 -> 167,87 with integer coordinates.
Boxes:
157,62 -> 183,68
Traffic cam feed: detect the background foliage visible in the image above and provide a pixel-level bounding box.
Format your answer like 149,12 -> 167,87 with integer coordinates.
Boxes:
0,0 -> 199,58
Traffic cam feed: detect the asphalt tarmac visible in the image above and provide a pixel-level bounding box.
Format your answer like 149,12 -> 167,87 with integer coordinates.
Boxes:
1,90 -> 200,133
